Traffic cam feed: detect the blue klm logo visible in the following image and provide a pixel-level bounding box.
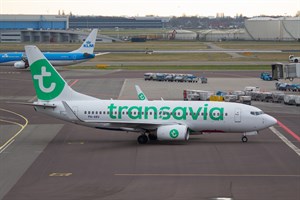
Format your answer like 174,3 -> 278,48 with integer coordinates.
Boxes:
83,41 -> 94,48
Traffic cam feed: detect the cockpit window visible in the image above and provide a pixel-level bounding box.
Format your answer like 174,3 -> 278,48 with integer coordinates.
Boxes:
250,111 -> 264,115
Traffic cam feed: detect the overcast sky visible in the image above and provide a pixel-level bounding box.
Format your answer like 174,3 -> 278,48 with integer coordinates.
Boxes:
0,0 -> 299,17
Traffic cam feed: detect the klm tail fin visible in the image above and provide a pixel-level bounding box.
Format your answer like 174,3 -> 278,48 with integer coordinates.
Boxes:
25,45 -> 96,102
72,29 -> 98,54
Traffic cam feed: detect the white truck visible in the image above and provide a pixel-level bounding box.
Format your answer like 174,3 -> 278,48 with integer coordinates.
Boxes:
289,55 -> 300,63
183,89 -> 214,101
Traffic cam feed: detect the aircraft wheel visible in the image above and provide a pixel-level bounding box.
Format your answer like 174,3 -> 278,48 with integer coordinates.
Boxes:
137,135 -> 148,144
242,136 -> 248,143
148,134 -> 158,141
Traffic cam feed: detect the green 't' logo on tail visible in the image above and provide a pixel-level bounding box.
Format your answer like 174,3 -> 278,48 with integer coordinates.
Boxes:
31,59 -> 65,101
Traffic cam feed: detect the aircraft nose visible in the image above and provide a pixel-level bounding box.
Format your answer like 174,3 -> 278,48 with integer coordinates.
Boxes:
264,114 -> 277,127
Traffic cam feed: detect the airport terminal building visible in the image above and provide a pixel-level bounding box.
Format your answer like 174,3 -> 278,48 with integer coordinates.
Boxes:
0,14 -> 299,42
69,16 -> 166,29
0,15 -> 119,43
0,14 -> 166,42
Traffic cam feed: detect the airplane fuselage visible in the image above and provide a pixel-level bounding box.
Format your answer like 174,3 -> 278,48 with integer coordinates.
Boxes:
0,52 -> 95,66
36,100 -> 275,134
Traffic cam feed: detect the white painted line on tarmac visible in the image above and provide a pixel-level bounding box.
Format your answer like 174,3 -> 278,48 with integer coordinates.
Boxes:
269,126 -> 300,156
118,79 -> 128,99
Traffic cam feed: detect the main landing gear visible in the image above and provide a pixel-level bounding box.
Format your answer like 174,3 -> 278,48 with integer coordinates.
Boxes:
241,136 -> 248,143
137,133 -> 158,144
137,134 -> 148,144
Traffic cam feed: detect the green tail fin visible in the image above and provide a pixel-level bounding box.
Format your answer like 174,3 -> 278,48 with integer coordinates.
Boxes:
25,45 -> 95,101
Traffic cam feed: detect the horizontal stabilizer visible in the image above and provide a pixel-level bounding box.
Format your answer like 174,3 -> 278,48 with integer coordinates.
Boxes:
6,101 -> 56,108
95,52 -> 110,56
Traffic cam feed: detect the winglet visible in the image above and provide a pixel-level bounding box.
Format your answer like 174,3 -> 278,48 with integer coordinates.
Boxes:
135,85 -> 148,101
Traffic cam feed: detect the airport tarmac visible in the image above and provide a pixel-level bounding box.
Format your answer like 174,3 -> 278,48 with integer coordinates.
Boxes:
0,66 -> 299,200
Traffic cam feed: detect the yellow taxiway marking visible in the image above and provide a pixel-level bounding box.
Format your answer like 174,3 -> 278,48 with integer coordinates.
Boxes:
115,173 -> 300,177
49,173 -> 73,177
0,108 -> 28,152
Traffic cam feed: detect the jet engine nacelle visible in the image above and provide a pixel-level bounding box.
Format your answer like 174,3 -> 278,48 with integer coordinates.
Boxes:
14,61 -> 27,69
157,124 -> 189,141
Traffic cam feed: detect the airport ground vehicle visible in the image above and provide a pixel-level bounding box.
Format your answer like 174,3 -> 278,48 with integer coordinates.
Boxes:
144,73 -> 156,80
289,55 -> 300,63
260,72 -> 272,81
239,96 -> 252,105
284,95 -> 297,105
144,72 -> 206,83
276,82 -> 300,92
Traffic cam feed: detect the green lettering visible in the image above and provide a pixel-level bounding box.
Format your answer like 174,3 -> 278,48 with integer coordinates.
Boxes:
173,107 -> 186,120
108,103 -> 117,119
188,107 -> 202,120
118,106 -> 128,119
209,107 -> 224,121
160,106 -> 171,120
145,106 -> 158,119
128,106 -> 142,119
204,104 -> 208,120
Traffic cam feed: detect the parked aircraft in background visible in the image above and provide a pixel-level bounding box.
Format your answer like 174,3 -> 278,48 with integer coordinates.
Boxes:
24,45 -> 277,144
0,29 -> 106,69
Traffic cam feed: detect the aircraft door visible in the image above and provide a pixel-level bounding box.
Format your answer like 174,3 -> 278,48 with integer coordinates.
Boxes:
234,108 -> 241,123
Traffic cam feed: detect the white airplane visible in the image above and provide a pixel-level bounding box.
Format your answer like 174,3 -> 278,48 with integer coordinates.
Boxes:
0,29 -> 107,69
24,45 -> 277,144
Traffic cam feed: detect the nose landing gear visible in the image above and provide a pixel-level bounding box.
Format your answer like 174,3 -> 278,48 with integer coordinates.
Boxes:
241,136 -> 248,143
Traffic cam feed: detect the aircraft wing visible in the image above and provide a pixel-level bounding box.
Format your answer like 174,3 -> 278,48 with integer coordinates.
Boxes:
85,119 -> 182,132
